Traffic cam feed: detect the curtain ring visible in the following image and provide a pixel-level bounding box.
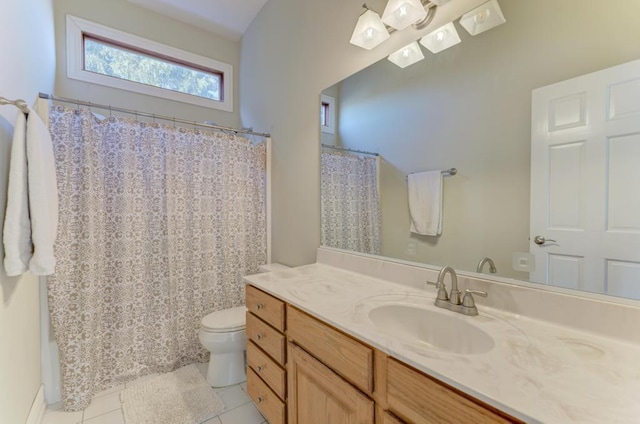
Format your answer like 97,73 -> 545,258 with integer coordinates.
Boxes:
134,110 -> 138,122
109,105 -> 112,118
173,117 -> 176,128
152,114 -> 156,124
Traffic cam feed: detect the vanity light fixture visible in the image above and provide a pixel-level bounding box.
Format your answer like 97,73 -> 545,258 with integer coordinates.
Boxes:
419,21 -> 460,53
388,41 -> 425,68
459,0 -> 506,36
349,6 -> 391,50
381,0 -> 427,31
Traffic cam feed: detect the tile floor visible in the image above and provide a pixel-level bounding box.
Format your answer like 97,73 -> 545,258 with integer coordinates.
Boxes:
42,363 -> 266,424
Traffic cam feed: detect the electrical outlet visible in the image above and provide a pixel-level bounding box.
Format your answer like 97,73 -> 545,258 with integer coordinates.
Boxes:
512,252 -> 534,272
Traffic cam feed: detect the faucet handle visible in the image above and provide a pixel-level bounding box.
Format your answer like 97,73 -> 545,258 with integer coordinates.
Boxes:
426,281 -> 449,301
462,289 -> 488,307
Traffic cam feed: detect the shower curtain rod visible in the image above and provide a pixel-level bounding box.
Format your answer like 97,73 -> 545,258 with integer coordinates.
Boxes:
38,93 -> 271,138
322,144 -> 379,157
0,96 -> 30,114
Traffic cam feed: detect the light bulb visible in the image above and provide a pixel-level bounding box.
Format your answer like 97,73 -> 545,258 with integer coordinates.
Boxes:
397,4 -> 408,18
474,9 -> 491,24
435,30 -> 447,42
365,27 -> 375,40
402,48 -> 410,58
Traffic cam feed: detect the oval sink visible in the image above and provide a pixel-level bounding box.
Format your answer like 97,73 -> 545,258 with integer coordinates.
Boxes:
368,304 -> 495,355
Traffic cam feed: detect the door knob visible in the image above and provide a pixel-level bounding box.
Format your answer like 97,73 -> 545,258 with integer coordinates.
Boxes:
534,236 -> 557,245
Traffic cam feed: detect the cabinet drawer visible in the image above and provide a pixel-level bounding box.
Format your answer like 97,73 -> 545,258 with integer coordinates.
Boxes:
246,312 -> 286,365
246,285 -> 285,331
247,367 -> 286,424
386,358 -> 521,424
287,306 -> 373,394
247,340 -> 286,400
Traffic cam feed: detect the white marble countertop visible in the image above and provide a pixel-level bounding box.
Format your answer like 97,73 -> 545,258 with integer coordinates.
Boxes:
244,263 -> 640,424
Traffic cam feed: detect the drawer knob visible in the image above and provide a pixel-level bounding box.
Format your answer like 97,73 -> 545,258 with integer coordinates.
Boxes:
257,303 -> 265,310
257,396 -> 264,403
257,365 -> 264,372
256,334 -> 264,341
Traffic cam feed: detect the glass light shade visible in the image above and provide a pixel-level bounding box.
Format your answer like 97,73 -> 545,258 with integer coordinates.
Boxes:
381,0 -> 427,31
388,42 -> 425,68
459,0 -> 506,36
350,9 -> 391,50
419,22 -> 461,54
429,0 -> 450,5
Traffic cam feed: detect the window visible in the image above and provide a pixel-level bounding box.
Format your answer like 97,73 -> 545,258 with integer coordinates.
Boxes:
321,94 -> 336,134
66,15 -> 233,111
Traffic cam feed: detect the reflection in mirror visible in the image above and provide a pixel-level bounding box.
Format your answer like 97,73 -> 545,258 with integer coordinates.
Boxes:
320,0 -> 640,300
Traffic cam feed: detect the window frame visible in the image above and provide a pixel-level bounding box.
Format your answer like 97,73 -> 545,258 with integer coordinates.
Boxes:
66,15 -> 234,112
321,94 -> 336,134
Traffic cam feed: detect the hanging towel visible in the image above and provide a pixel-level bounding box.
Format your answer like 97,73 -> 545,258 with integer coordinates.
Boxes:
3,107 -> 58,276
408,170 -> 443,236
3,111 -> 32,276
25,106 -> 58,275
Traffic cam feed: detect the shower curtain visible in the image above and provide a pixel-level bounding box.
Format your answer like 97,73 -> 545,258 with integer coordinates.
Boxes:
47,105 -> 266,410
320,151 -> 381,255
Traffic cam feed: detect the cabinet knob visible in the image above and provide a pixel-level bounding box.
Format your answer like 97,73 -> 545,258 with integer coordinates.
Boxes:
257,396 -> 264,403
257,365 -> 263,372
257,303 -> 265,310
256,334 -> 264,341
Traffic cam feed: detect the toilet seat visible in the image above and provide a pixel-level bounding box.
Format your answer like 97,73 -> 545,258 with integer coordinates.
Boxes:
201,306 -> 246,333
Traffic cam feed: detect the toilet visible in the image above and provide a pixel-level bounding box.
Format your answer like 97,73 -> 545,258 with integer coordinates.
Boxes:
199,264 -> 290,387
198,306 -> 247,387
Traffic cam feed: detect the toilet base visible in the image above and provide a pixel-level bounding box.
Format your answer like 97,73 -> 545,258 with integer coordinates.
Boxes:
206,350 -> 246,387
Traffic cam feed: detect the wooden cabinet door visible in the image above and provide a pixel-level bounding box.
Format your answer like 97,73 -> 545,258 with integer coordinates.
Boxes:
288,342 -> 374,424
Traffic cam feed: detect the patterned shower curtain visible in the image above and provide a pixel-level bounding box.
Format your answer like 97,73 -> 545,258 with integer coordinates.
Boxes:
47,106 -> 266,410
320,151 -> 381,255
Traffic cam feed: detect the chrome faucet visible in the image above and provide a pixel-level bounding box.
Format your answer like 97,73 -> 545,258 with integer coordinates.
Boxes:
476,257 -> 497,274
427,266 -> 488,316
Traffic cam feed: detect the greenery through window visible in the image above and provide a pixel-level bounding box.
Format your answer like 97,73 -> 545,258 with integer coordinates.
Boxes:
84,36 -> 222,101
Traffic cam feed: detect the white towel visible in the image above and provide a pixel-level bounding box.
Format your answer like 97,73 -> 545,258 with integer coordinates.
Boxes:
25,106 -> 58,275
2,107 -> 58,276
3,111 -> 32,276
408,170 -> 443,236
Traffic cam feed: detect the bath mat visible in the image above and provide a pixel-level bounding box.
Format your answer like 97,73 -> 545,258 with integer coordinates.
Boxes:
121,364 -> 225,424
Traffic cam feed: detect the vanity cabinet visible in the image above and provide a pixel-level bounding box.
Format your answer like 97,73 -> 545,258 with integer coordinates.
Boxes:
245,285 -> 522,424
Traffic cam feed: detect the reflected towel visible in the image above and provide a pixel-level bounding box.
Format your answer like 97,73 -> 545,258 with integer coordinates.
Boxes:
408,170 -> 442,236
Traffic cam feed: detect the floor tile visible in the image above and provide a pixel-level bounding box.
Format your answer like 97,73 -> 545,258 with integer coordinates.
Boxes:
219,402 -> 264,424
93,383 -> 124,399
240,382 -> 247,392
202,417 -> 222,424
82,391 -> 122,420
41,409 -> 83,424
216,385 -> 251,412
195,361 -> 209,378
82,409 -> 125,424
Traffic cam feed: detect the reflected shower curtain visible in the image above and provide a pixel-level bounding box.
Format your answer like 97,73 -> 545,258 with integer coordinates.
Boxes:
320,151 -> 381,255
47,106 -> 266,410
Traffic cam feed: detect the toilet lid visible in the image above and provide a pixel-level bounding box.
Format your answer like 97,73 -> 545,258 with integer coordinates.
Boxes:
201,306 -> 246,333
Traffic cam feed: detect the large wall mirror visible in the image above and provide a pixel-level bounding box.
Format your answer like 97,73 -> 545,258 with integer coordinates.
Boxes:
320,0 -> 640,300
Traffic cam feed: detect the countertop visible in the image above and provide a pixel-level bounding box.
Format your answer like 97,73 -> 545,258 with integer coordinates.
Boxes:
244,263 -> 640,424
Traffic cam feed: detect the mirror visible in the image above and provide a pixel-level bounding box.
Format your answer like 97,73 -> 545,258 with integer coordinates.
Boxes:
320,0 -> 640,300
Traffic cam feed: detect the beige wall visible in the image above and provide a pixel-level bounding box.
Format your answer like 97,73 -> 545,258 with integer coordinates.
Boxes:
329,0 -> 640,278
0,1 -> 56,422
240,0 -> 486,266
52,0 -> 242,128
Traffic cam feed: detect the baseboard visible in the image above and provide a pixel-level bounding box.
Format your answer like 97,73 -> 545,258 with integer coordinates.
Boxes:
25,385 -> 46,424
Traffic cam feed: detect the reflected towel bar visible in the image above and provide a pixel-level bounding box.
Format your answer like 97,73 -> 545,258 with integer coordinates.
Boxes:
407,168 -> 457,180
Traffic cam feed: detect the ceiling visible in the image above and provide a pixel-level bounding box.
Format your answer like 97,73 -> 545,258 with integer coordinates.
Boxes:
126,0 -> 269,41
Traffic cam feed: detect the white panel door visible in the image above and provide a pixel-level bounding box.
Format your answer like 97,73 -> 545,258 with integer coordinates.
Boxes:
531,59 -> 640,299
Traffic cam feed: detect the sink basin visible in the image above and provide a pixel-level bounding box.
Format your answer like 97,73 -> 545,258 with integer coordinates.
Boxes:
368,304 -> 495,355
